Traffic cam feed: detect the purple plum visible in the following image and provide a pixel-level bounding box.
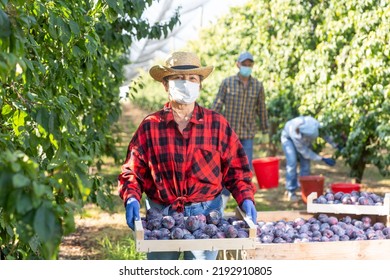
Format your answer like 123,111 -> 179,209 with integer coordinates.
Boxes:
373,222 -> 385,231
327,216 -> 338,225
196,214 -> 207,224
237,230 -> 249,238
213,232 -> 226,239
183,233 -> 195,239
146,207 -> 163,221
170,227 -> 184,239
185,216 -> 200,232
334,191 -> 344,201
260,234 -> 274,243
325,192 -> 335,201
172,211 -> 185,226
206,210 -> 222,225
318,214 -> 329,223
146,219 -> 162,230
161,215 -> 175,229
204,224 -> 218,237
224,225 -> 238,238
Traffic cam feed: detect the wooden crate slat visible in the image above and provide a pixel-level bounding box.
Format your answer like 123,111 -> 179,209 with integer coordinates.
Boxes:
133,207 -> 257,253
136,238 -> 256,252
243,239 -> 390,260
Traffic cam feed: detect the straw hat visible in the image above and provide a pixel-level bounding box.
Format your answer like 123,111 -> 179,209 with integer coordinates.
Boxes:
149,51 -> 214,82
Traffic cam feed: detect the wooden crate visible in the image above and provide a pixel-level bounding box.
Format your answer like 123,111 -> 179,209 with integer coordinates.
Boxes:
231,210 -> 390,260
307,192 -> 390,216
243,239 -> 390,260
133,208 -> 257,253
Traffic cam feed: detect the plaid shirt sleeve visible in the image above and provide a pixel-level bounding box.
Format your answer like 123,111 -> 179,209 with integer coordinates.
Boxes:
117,125 -> 152,205
256,81 -> 268,132
212,78 -> 227,113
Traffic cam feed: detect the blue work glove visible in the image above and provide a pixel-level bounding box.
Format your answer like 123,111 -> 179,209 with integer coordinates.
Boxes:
322,157 -> 336,166
125,197 -> 140,231
241,199 -> 257,224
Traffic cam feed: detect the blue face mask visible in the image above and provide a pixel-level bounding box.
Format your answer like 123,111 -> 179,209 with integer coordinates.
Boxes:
239,66 -> 252,77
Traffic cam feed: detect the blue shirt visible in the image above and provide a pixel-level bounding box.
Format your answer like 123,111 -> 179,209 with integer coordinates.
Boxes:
212,74 -> 268,139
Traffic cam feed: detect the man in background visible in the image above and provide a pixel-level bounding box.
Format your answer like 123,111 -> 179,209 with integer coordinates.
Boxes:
212,51 -> 268,211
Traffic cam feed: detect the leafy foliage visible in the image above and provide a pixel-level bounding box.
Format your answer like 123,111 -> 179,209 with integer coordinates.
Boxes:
0,0 -> 179,259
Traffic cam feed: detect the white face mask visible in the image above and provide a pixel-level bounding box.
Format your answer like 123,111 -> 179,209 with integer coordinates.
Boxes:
168,80 -> 200,104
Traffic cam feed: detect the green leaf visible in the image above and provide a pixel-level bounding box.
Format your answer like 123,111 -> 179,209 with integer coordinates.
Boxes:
12,173 -> 31,188
36,107 -> 49,133
33,204 -> 57,242
85,34 -> 97,54
58,18 -> 71,44
1,104 -> 12,115
28,235 -> 41,254
69,20 -> 80,36
0,8 -> 11,38
72,45 -> 83,57
16,192 -> 33,214
12,110 -> 27,136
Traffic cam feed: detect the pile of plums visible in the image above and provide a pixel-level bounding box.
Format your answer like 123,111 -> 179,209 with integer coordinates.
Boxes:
313,191 -> 384,205
256,213 -> 390,243
142,207 -> 250,240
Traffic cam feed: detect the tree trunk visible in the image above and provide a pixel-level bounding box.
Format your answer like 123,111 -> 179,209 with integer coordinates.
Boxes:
349,148 -> 369,183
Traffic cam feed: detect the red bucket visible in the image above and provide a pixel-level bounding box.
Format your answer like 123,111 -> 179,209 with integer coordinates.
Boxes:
331,182 -> 361,193
299,175 -> 325,204
252,157 -> 279,189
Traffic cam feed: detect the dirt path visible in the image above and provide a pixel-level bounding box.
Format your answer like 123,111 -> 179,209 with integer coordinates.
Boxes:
58,210 -> 128,260
58,101 -> 390,259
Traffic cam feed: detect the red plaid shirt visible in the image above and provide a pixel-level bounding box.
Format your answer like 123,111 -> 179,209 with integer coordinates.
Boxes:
118,102 -> 256,212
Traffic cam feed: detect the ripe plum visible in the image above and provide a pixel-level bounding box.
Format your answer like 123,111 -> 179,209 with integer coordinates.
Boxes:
325,192 -> 335,201
224,225 -> 238,238
146,207 -> 163,221
170,227 -> 184,239
204,224 -> 218,237
373,222 -> 385,231
185,216 -> 200,232
206,210 -> 222,225
260,234 -> 274,243
146,219 -> 162,230
161,216 -> 175,229
237,230 -> 249,238
183,233 -> 195,239
172,211 -> 185,226
318,214 -> 329,223
327,216 -> 338,225
213,232 -> 226,239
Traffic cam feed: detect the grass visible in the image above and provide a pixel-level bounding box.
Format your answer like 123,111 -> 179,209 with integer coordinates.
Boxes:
99,236 -> 146,260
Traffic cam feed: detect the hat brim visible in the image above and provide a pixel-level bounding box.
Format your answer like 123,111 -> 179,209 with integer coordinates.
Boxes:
149,65 -> 214,82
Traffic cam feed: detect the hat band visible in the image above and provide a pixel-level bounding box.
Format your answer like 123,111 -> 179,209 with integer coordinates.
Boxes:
171,65 -> 199,70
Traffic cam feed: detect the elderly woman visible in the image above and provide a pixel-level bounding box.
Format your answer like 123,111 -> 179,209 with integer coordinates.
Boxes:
118,51 -> 257,260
